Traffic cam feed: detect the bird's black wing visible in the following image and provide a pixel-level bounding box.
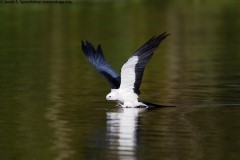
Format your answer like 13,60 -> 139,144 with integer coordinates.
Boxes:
119,32 -> 169,94
82,41 -> 121,89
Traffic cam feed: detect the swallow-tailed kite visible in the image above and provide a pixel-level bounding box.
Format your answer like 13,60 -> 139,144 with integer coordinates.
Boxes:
82,32 -> 169,108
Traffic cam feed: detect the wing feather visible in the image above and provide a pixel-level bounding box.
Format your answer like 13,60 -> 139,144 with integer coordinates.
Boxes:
82,41 -> 120,89
119,32 -> 169,94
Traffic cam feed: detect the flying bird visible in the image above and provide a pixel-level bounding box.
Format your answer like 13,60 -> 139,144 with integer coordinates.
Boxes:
82,32 -> 169,108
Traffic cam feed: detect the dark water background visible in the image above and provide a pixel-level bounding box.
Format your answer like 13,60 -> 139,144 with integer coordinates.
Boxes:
0,1 -> 240,160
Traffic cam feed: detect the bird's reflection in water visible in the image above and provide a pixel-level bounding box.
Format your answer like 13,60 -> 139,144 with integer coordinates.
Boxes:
106,107 -> 146,160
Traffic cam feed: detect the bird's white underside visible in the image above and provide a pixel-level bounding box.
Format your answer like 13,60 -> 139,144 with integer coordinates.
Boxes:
106,56 -> 147,108
119,56 -> 138,90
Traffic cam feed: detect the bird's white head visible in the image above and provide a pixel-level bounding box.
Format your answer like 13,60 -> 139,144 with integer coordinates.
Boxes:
106,89 -> 118,100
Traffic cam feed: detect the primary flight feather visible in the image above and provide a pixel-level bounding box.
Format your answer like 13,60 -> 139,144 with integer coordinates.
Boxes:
82,32 -> 169,108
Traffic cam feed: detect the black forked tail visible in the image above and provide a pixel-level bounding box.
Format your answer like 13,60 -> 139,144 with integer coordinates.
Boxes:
140,100 -> 175,109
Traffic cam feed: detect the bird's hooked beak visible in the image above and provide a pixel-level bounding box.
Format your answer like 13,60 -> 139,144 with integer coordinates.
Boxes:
106,92 -> 115,100
106,93 -> 111,100
106,94 -> 110,100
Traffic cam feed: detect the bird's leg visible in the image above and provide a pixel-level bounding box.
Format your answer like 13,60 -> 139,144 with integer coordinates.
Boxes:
122,101 -> 135,108
116,101 -> 123,107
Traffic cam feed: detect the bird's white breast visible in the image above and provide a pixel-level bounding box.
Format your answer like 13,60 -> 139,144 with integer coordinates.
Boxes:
117,89 -> 138,102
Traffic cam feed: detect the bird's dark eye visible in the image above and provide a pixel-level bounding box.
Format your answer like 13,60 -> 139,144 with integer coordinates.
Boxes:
109,96 -> 111,97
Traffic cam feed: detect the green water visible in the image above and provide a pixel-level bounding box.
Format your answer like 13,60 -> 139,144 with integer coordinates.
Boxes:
0,1 -> 240,160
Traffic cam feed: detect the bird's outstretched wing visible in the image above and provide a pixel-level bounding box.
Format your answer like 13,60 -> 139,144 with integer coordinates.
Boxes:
119,32 -> 169,94
82,41 -> 120,89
